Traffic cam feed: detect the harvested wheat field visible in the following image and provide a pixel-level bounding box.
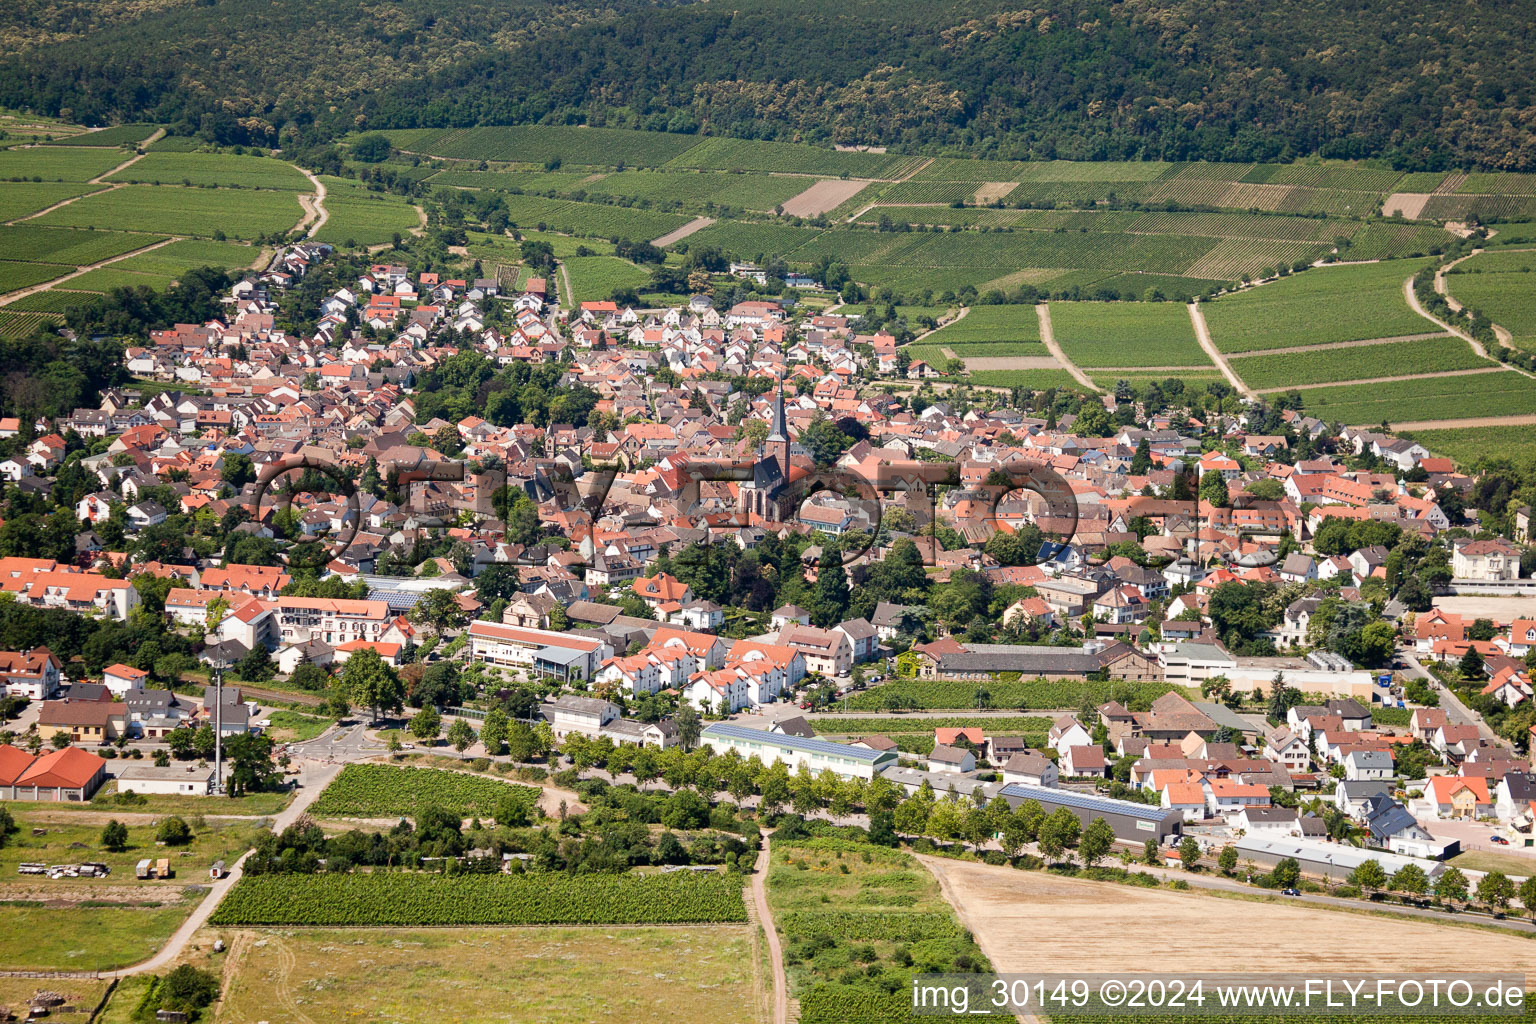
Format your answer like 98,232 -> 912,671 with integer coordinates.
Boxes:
922,857 -> 1536,975
962,355 -> 1064,371
780,178 -> 872,216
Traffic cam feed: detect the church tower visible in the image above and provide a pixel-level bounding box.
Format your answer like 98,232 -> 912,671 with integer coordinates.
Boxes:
765,380 -> 790,480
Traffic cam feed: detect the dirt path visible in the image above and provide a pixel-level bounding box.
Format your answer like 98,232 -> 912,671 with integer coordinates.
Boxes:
652,215 -> 714,247
4,185 -> 113,225
1035,303 -> 1098,391
90,128 -> 165,183
1253,365 -> 1507,394
1385,413 -> 1536,431
1403,272 -> 1535,379
297,168 -> 328,238
1225,332 -> 1451,359
0,236 -> 178,304
1434,249 -> 1484,309
558,260 -> 575,309
750,835 -> 789,1024
1187,301 -> 1256,399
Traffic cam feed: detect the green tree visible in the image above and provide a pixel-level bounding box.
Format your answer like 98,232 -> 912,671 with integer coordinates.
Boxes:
1349,858 -> 1387,891
1476,870 -> 1514,912
1199,471 -> 1230,508
447,718 -> 477,758
410,705 -> 442,744
1460,647 -> 1485,680
1218,844 -> 1238,875
480,708 -> 509,756
101,819 -> 129,852
1271,857 -> 1301,889
1389,862 -> 1429,895
1078,817 -> 1114,867
1037,807 -> 1080,863
225,732 -> 278,796
156,816 -> 192,846
675,704 -> 701,751
1517,875 -> 1536,917
410,587 -> 469,638
1177,835 -> 1201,871
343,648 -> 406,723
1435,866 -> 1468,904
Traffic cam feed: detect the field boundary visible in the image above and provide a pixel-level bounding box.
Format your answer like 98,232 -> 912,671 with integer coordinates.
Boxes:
0,236 -> 179,304
1404,272 -> 1535,380
1224,331 -> 1452,358
1035,303 -> 1097,391
89,128 -> 165,183
652,215 -> 714,247
1253,365 -> 1506,393
1187,301 -> 1256,398
298,167 -> 328,238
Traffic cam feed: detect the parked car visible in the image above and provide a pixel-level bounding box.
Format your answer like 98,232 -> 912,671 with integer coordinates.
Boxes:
1281,888 -> 1300,896
1491,835 -> 1510,845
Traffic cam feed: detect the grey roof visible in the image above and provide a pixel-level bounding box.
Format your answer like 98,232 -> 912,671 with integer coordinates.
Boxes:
928,743 -> 972,765
1346,749 -> 1393,768
534,645 -> 590,667
837,617 -> 877,641
870,602 -> 911,627
1336,779 -> 1394,801
771,716 -> 815,739
1240,806 -> 1298,823
547,695 -> 617,715
999,782 -> 1181,822
1190,700 -> 1259,734
702,722 -> 893,764
1502,772 -> 1536,802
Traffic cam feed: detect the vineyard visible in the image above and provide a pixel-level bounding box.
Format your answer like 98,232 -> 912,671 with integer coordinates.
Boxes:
808,715 -> 1052,735
1294,371 -> 1536,425
770,838 -> 1009,1024
107,151 -> 312,191
1048,301 -> 1209,368
843,679 -> 1181,710
680,221 -> 824,260
393,125 -> 703,167
308,763 -> 541,820
919,306 -> 1040,345
0,182 -> 96,222
871,180 -> 983,205
1444,257 -> 1536,346
578,170 -> 810,211
108,238 -> 259,276
1229,336 -> 1492,390
426,168 -> 598,193
1202,259 -> 1433,353
35,184 -> 303,239
1181,237 -> 1323,281
1407,424 -> 1536,466
966,369 -> 1083,389
209,870 -> 747,926
63,267 -> 172,292
0,260 -> 71,293
43,123 -> 160,147
0,310 -> 63,336
1,289 -> 96,313
564,255 -> 651,305
0,225 -> 162,265
665,137 -> 921,178
0,145 -> 127,181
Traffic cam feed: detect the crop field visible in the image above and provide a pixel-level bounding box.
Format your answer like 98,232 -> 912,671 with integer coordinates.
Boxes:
403,125 -> 705,167
313,176 -> 421,247
579,170 -> 811,212
310,762 -> 541,820
1408,424 -> 1536,465
0,259 -> 71,293
681,220 -> 824,258
1445,272 -> 1536,347
146,135 -> 203,152
211,870 -> 748,926
1419,194 -> 1536,222
0,309 -> 62,335
846,678 -> 1180,710
61,267 -> 171,292
44,124 -> 159,147
108,238 -> 259,275
107,151 -> 311,190
0,225 -> 164,264
872,180 -> 986,205
1458,172 -> 1536,195
35,184 -> 302,238
1229,336 -> 1493,390
211,926 -> 766,1024
0,145 -> 127,181
1049,301 -> 1209,368
1202,259 -> 1432,353
923,856 -> 1536,982
769,838 -> 1009,1024
565,254 -> 651,304
1295,371 -> 1536,425
918,305 -> 1040,345
0,181 -> 99,221
1343,221 -> 1454,259
665,137 -> 921,178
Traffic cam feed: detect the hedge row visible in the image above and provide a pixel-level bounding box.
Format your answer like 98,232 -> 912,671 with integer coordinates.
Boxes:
845,679 -> 1182,711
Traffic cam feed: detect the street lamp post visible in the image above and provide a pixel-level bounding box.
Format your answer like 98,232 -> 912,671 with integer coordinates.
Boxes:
213,667 -> 223,795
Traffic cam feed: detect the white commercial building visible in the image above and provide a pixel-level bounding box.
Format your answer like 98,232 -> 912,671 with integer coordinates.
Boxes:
700,723 -> 896,780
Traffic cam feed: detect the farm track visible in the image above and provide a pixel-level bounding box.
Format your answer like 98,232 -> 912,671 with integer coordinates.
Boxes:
90,128 -> 165,183
8,129 -> 172,225
1404,272 -> 1536,380
1386,413 -> 1536,431
1186,301 -> 1256,398
0,236 -> 178,304
4,185 -> 113,225
651,215 -> 714,247
296,167 -> 328,238
1034,303 -> 1098,391
1224,332 -> 1452,358
1253,365 -> 1507,394
908,305 -> 967,342
558,261 -> 574,310
750,835 -> 789,1024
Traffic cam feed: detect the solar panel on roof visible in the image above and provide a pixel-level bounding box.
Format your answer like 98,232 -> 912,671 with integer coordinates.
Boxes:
999,782 -> 1177,819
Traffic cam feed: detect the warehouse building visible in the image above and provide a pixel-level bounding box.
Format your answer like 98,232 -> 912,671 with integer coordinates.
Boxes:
998,782 -> 1183,842
1232,835 -> 1446,883
701,722 -> 897,780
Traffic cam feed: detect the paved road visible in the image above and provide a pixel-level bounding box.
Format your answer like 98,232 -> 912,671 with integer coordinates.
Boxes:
289,719 -> 389,762
1401,652 -> 1509,749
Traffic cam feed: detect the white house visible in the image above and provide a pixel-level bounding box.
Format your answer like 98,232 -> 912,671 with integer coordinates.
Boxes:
1047,715 -> 1092,751
700,722 -> 897,781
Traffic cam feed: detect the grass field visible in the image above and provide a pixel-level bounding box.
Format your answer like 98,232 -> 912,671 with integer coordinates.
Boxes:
35,184 -> 303,238
0,224 -> 162,264
313,176 -> 421,247
0,181 -> 100,221
209,925 -> 766,1024
1295,371 -> 1536,425
261,710 -> 333,742
0,260 -> 72,293
0,897 -> 196,971
965,369 -> 1084,390
0,811 -> 262,881
1202,259 -> 1433,353
1406,424 -> 1536,466
665,137 -> 921,178
564,254 -> 651,305
1229,336 -> 1493,389
0,978 -> 109,1019
0,146 -> 128,181
921,305 -> 1041,345
1049,301 -> 1209,368
107,151 -> 311,191
77,781 -> 294,816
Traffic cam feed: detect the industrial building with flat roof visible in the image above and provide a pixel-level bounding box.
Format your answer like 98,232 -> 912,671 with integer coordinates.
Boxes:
701,722 -> 897,780
999,782 -> 1183,842
1232,835 -> 1447,883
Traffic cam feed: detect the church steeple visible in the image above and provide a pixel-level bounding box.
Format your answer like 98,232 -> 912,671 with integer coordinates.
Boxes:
766,380 -> 788,444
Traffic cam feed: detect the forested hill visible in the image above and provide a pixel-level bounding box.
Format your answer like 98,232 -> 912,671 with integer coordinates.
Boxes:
4,0 -> 1536,170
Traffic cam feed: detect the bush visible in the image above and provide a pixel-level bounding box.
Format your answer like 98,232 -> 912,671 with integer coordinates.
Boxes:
156,816 -> 192,846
